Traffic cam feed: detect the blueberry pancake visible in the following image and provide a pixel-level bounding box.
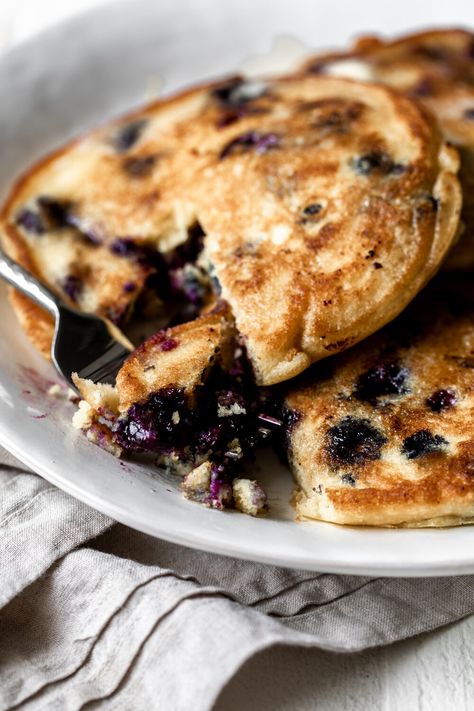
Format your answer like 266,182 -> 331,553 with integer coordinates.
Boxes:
285,274 -> 474,527
303,28 -> 474,269
72,304 -> 271,514
0,74 -> 461,383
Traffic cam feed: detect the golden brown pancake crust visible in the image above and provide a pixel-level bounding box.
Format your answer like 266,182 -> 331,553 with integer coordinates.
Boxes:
285,274 -> 474,527
115,304 -> 234,412
303,28 -> 474,269
1,74 -> 461,383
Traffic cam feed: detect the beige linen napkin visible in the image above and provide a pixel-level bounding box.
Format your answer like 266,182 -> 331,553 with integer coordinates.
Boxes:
1,446 -> 473,711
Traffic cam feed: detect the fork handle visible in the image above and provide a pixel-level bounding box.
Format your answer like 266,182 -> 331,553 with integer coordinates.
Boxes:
0,248 -> 60,316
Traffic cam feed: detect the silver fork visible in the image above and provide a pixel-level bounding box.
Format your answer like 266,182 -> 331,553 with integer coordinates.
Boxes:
0,249 -> 132,389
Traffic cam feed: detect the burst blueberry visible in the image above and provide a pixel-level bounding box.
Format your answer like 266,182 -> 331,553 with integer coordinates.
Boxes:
426,388 -> 457,413
355,362 -> 409,402
325,416 -> 387,467
401,430 -> 447,459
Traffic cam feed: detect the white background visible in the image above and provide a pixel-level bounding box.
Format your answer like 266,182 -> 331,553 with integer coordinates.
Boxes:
1,0 -> 473,708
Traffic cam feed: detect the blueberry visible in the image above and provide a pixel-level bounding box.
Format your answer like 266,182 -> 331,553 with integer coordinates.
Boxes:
16,208 -> 45,234
401,430 -> 447,459
212,79 -> 266,107
464,108 -> 474,121
115,387 -> 188,452
325,416 -> 387,467
160,337 -> 178,352
110,238 -> 139,257
302,203 -> 322,217
351,152 -> 404,176
211,79 -> 245,105
220,131 -> 279,159
61,274 -> 82,303
112,119 -> 147,152
37,197 -> 72,229
341,473 -> 357,486
122,155 -> 156,178
355,362 -> 409,403
411,78 -> 433,97
122,281 -> 137,293
426,388 -> 457,413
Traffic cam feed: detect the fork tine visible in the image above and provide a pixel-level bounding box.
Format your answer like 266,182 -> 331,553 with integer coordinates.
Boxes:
77,341 -> 130,384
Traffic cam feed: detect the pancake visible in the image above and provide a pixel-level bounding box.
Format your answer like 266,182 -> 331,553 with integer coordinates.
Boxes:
0,74 -> 462,384
284,274 -> 474,527
303,28 -> 474,269
72,304 -> 270,514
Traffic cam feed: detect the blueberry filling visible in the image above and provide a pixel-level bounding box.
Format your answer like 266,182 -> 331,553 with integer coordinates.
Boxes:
220,131 -> 279,159
115,386 -> 189,452
112,119 -> 147,152
325,416 -> 387,467
401,429 -> 447,459
354,362 -> 409,403
114,345 -> 281,486
351,152 -> 405,176
426,388 -> 457,413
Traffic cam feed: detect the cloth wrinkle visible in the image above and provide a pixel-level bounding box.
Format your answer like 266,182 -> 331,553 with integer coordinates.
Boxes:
1,446 -> 473,711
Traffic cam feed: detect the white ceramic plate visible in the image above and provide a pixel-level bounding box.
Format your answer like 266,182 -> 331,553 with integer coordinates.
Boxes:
1,0 -> 474,576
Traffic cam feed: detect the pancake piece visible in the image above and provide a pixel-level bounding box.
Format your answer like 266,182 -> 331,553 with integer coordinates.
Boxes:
1,74 -> 461,383
72,305 -> 271,515
303,28 -> 474,269
285,274 -> 474,527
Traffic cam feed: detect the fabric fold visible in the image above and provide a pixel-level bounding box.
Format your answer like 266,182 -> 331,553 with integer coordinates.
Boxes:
1,447 -> 473,711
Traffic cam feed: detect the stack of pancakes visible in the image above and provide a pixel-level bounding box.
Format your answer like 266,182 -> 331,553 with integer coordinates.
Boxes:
2,28 -> 473,525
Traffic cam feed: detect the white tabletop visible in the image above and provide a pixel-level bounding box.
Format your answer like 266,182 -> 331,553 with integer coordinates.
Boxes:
1,1 -> 473,708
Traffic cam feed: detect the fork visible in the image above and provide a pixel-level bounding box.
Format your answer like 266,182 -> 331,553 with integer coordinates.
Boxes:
0,249 -> 132,389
